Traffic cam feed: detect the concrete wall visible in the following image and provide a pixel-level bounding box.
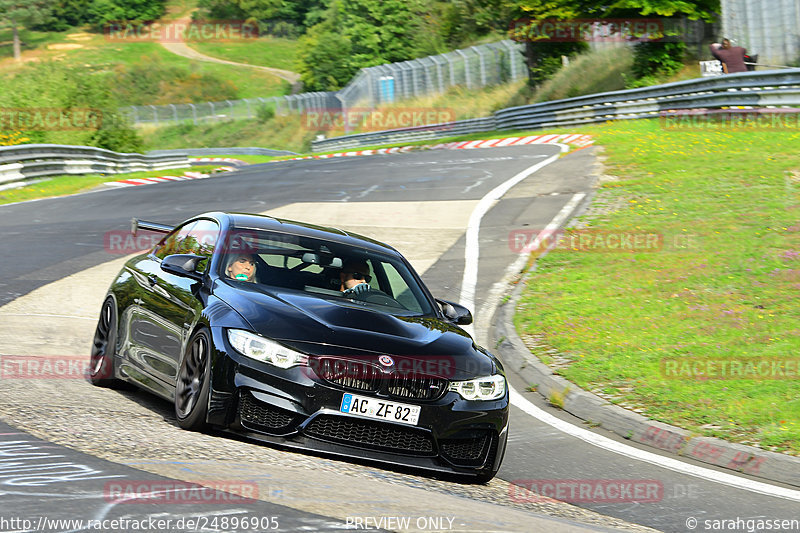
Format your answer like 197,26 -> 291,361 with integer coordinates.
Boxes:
722,0 -> 800,67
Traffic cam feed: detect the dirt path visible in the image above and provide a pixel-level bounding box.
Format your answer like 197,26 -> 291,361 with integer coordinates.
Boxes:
159,16 -> 301,85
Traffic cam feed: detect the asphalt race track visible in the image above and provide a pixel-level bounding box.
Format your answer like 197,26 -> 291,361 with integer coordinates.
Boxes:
1,145 -> 799,532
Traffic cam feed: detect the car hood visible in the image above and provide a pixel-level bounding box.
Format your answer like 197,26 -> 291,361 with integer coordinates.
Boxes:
214,281 -> 496,378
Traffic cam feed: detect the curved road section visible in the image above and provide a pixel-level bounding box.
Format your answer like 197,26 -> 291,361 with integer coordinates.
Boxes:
0,145 -> 798,532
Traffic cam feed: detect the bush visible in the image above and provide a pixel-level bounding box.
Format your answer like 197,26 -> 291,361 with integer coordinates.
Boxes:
256,104 -> 275,123
523,41 -> 589,88
631,41 -> 687,80
111,58 -> 239,106
533,46 -> 634,103
0,62 -> 144,151
622,73 -> 661,89
87,0 -> 166,27
90,117 -> 144,153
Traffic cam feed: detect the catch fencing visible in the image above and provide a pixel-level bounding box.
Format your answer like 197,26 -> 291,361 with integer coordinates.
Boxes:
311,68 -> 800,151
120,40 -> 525,128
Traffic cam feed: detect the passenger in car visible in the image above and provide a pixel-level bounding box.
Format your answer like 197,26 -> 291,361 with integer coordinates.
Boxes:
226,253 -> 257,282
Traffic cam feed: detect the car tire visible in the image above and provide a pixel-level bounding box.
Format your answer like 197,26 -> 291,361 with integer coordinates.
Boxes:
89,297 -> 124,388
175,328 -> 211,431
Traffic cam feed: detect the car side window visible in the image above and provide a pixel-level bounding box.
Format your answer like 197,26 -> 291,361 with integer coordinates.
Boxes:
180,220 -> 219,273
154,222 -> 197,261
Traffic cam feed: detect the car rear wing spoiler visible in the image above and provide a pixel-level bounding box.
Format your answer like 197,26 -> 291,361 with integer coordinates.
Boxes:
131,218 -> 174,236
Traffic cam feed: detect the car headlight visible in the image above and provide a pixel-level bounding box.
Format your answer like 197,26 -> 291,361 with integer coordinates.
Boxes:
448,374 -> 506,401
227,329 -> 307,368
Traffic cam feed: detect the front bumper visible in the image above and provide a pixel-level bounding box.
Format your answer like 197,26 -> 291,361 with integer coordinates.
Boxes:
207,328 -> 509,477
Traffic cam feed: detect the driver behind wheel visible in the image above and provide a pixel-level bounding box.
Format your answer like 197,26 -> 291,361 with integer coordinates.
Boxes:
339,259 -> 372,297
226,253 -> 257,282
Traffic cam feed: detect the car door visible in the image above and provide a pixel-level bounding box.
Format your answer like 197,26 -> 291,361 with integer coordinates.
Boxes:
130,219 -> 219,392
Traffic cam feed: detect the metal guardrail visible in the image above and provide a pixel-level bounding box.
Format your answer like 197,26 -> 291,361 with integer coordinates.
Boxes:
147,147 -> 297,157
0,144 -> 190,185
312,117 -> 497,153
312,69 -> 800,152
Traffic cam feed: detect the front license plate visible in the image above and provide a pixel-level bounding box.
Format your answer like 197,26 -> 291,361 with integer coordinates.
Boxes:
340,393 -> 420,426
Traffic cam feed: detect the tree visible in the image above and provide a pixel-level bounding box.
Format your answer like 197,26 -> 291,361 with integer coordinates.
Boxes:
506,0 -> 720,87
0,0 -> 52,61
601,1 -> 720,82
604,0 -> 719,22
86,0 -> 166,26
197,0 -> 328,32
505,0 -> 595,87
296,20 -> 354,90
296,0 -> 438,91
32,0 -> 92,31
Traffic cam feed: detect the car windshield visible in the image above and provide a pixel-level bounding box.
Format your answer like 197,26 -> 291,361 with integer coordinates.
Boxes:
220,228 -> 434,317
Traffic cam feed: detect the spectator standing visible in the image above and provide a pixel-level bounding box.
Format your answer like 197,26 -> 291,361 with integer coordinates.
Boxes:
710,38 -> 748,74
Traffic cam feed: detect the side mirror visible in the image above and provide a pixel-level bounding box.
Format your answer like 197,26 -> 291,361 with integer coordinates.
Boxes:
436,299 -> 473,325
161,254 -> 206,281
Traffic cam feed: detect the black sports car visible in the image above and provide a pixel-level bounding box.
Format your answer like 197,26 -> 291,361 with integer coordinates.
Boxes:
90,212 -> 508,481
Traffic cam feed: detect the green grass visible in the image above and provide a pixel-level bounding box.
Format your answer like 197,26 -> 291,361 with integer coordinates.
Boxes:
0,29 -> 69,61
0,28 -> 290,101
141,115 -> 316,153
0,165 -> 221,205
532,46 -> 634,103
189,37 -> 299,71
60,40 -> 289,100
514,119 -> 800,454
163,0 -> 198,20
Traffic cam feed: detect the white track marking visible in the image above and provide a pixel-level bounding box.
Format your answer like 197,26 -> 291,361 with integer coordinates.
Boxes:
472,192 -> 585,347
510,387 -> 800,502
458,143 -> 800,501
458,145 -> 566,319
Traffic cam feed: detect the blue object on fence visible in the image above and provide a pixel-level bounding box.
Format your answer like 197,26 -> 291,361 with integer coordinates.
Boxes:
379,76 -> 396,104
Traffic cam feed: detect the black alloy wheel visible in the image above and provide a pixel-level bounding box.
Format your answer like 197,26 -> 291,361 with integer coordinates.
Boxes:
175,328 -> 211,431
89,297 -> 123,387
